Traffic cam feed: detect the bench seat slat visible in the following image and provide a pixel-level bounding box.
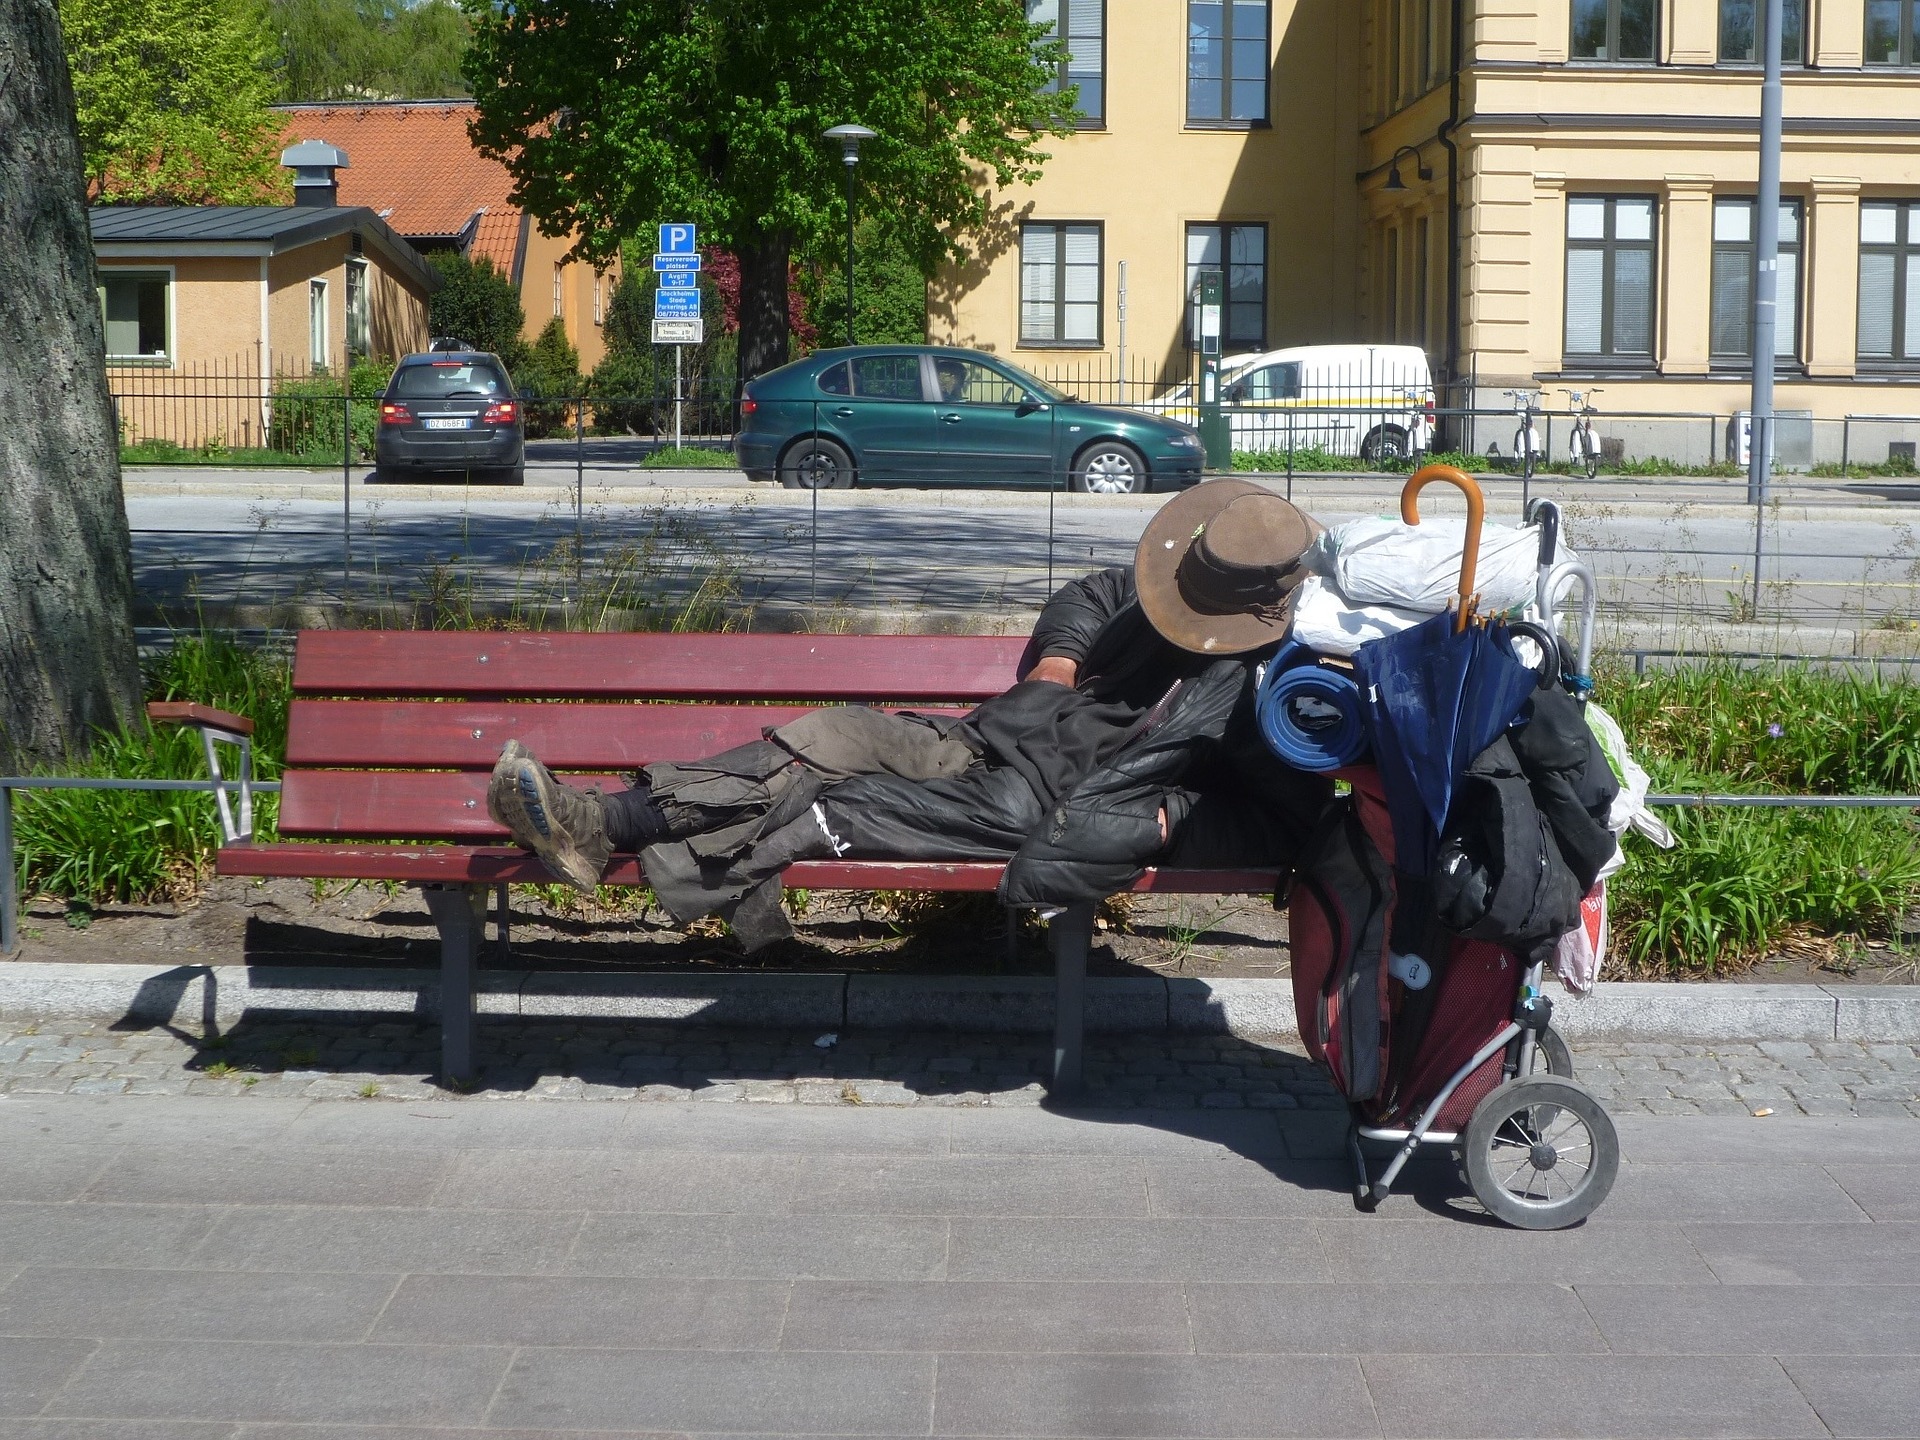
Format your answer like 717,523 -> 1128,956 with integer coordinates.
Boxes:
276,769 -> 626,840
215,843 -> 1281,895
283,701 -> 967,769
293,631 -> 1027,701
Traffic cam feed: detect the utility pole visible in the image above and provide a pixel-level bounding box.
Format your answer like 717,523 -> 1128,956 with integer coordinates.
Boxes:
1747,0 -> 1784,506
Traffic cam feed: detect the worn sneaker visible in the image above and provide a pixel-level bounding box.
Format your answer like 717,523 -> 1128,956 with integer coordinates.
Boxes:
485,739 -> 612,895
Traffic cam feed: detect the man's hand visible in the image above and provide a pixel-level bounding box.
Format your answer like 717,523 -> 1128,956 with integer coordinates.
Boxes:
1025,655 -> 1079,688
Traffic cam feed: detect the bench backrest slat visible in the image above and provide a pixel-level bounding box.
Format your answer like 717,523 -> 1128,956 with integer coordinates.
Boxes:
293,631 -> 1027,701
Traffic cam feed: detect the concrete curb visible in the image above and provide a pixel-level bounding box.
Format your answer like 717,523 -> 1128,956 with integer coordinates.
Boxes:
2,962 -> 1916,1043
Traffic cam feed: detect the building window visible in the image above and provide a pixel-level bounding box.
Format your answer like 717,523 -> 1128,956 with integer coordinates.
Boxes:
1858,201 -> 1920,363
1187,0 -> 1269,126
1718,0 -> 1806,62
1866,0 -> 1920,64
345,258 -> 370,360
1413,215 -> 1431,351
98,270 -> 170,362
1570,0 -> 1656,61
593,273 -> 604,326
1029,0 -> 1104,126
1020,222 -> 1102,346
309,278 -> 329,370
1564,196 -> 1657,362
553,262 -> 564,319
1711,198 -> 1802,362
1186,223 -> 1267,353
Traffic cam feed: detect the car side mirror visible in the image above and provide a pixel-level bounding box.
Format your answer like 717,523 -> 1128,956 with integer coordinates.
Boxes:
1226,383 -> 1248,403
1016,397 -> 1049,416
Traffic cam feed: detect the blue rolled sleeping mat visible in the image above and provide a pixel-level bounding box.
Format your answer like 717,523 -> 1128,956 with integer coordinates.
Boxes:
1256,642 -> 1370,772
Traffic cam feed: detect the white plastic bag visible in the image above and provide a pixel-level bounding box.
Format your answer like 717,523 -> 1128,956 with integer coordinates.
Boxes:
1584,700 -> 1676,854
1306,516 -> 1576,615
1287,575 -> 1426,656
1555,884 -> 1609,995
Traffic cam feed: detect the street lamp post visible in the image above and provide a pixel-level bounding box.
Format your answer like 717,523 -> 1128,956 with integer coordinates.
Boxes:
822,124 -> 877,347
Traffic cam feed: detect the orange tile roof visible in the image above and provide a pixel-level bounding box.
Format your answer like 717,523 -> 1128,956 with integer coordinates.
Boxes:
274,101 -> 524,278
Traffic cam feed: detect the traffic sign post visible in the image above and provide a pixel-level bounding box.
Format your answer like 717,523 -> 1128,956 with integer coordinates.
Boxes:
651,224 -> 701,451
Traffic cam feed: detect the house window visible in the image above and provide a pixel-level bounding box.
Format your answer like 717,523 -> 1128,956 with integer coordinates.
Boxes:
1028,0 -> 1104,126
98,270 -> 170,362
345,258 -> 370,360
1718,0 -> 1806,62
1570,0 -> 1656,61
1020,222 -> 1102,346
1186,223 -> 1266,353
553,262 -> 564,319
1710,198 -> 1802,362
1413,215 -> 1431,351
593,273 -> 604,326
309,278 -> 329,370
1858,201 -> 1920,363
1187,0 -> 1269,125
1564,196 -> 1657,362
1866,0 -> 1920,64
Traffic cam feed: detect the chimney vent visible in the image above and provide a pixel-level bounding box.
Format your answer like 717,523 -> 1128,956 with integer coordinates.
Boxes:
280,140 -> 350,207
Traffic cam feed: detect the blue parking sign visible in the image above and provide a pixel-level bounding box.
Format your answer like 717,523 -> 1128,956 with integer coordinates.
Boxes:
654,288 -> 701,317
658,223 -> 696,255
658,269 -> 697,289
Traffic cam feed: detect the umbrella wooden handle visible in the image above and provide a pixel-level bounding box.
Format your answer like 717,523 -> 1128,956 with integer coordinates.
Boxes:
1401,464 -> 1485,633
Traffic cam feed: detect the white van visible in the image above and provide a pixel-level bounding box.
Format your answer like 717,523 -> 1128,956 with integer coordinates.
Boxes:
1145,343 -> 1436,462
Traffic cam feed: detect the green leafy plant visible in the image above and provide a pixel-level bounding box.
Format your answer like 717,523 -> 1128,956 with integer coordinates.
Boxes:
643,446 -> 735,469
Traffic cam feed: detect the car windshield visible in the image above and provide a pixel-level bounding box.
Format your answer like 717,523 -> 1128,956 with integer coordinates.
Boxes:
392,361 -> 510,399
985,358 -> 1069,403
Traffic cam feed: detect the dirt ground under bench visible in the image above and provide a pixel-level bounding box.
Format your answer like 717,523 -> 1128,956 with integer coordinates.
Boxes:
6,875 -> 1916,986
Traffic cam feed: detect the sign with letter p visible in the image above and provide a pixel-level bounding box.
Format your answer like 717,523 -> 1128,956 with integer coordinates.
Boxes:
659,223 -> 696,255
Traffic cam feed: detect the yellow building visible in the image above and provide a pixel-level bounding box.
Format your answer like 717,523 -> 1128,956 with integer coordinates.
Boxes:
934,1 -> 1920,464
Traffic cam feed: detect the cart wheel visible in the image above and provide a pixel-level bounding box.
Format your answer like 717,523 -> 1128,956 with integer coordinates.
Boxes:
1462,1076 -> 1617,1230
1528,1026 -> 1574,1080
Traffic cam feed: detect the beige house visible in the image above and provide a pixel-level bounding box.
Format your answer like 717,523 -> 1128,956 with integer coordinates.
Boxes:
935,1 -> 1920,462
94,196 -> 437,449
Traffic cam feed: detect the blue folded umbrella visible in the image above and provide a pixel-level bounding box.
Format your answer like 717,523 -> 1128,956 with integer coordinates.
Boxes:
1257,645 -> 1369,772
1351,612 -> 1541,876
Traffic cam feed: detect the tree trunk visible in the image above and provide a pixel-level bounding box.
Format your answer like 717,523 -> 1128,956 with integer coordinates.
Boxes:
734,231 -> 792,380
0,0 -> 142,771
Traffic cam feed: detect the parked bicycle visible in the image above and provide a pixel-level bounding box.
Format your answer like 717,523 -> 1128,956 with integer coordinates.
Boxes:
1561,387 -> 1603,479
1504,389 -> 1544,484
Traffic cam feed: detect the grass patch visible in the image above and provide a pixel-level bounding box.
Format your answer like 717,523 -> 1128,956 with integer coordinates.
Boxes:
642,446 -> 736,469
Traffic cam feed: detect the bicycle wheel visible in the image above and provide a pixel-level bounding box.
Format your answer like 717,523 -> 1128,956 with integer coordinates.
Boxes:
1463,1076 -> 1618,1229
1574,427 -> 1599,480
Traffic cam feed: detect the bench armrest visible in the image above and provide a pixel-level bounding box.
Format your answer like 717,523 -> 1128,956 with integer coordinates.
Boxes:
147,702 -> 256,843
147,701 -> 255,737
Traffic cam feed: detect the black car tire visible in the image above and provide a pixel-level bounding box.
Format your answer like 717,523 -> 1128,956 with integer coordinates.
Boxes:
497,463 -> 526,487
780,437 -> 855,489
1360,425 -> 1410,464
1070,440 -> 1149,496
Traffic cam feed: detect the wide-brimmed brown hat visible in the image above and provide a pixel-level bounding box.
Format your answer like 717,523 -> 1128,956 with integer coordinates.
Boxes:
1135,479 -> 1321,654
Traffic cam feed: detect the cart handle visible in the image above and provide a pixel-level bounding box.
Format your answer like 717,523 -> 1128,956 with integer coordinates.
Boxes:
1401,464 -> 1485,633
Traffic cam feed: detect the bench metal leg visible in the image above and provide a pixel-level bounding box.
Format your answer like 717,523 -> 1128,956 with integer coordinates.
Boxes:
494,881 -> 511,964
423,884 -> 487,1086
1048,902 -> 1095,1101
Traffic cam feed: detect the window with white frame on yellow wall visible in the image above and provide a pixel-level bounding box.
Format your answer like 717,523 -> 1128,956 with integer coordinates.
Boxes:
309,278 -> 329,370
99,270 -> 171,362
1564,196 -> 1657,364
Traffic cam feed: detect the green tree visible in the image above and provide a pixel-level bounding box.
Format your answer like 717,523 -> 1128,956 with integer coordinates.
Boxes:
60,0 -> 290,204
425,251 -> 527,369
272,0 -> 470,102
517,317 -> 582,436
462,0 -> 1068,378
801,218 -> 928,348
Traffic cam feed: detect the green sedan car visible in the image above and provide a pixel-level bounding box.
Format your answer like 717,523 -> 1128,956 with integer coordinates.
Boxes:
733,345 -> 1205,494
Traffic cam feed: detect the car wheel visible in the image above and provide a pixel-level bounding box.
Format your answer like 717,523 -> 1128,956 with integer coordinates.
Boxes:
499,463 -> 526,486
1360,426 -> 1410,464
780,437 -> 855,489
1071,440 -> 1148,495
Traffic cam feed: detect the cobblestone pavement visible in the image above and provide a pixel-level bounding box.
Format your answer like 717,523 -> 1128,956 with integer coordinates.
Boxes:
2,1016 -> 1917,1117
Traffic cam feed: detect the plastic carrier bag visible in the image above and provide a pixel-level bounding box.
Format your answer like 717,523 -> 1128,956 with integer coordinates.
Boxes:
1306,515 -> 1578,615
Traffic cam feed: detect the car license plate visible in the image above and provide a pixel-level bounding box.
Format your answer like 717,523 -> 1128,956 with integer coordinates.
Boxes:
423,417 -> 471,430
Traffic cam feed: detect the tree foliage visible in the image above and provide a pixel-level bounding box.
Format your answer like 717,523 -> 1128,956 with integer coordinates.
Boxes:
425,251 -> 527,369
462,0 -> 1068,375
272,0 -> 470,102
801,218 -> 928,348
60,0 -> 290,204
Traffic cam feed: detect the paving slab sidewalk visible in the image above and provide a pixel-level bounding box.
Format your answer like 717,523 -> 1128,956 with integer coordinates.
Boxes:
0,1089 -> 1915,1439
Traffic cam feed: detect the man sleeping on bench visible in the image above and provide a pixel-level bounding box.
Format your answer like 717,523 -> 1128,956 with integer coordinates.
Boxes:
487,479 -> 1335,950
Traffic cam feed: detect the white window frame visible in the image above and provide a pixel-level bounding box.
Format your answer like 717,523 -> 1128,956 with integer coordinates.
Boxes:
344,257 -> 371,360
553,262 -> 565,319
309,278 -> 330,371
98,266 -> 175,365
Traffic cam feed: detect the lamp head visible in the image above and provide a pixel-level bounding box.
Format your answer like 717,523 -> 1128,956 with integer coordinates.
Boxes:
823,123 -> 878,165
1383,164 -> 1406,192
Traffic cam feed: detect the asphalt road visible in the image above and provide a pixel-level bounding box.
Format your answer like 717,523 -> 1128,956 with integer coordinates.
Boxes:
123,463 -> 1920,636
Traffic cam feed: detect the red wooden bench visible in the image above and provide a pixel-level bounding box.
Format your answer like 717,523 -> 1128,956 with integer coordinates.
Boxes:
166,631 -> 1282,1095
